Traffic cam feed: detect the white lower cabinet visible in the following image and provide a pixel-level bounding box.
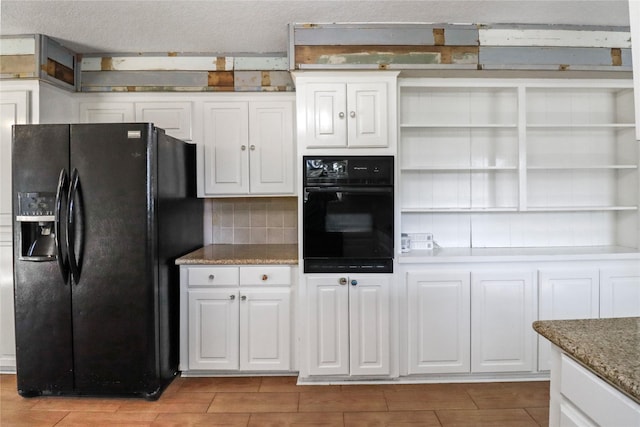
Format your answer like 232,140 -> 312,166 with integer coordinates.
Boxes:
406,271 -> 470,374
306,274 -> 390,376
600,267 -> 640,318
549,346 -> 640,427
471,270 -> 536,373
188,288 -> 239,370
537,269 -> 599,371
182,265 -> 292,373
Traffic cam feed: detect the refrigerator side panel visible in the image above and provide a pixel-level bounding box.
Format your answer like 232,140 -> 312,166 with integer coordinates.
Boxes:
156,130 -> 203,382
69,123 -> 156,396
12,124 -> 73,396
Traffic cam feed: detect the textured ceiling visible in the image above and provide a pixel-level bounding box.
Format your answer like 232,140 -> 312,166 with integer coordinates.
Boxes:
0,0 -> 632,55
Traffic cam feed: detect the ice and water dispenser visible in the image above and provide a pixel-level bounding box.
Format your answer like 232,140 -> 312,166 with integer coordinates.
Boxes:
16,192 -> 57,261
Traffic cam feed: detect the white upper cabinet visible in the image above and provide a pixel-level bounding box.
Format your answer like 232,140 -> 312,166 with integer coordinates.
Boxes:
294,71 -> 398,153
79,97 -> 192,141
80,102 -> 134,123
203,102 -> 250,195
630,0 -> 640,140
201,97 -> 295,196
135,102 -> 193,141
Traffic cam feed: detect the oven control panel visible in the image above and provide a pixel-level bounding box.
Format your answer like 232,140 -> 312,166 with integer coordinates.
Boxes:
304,155 -> 393,185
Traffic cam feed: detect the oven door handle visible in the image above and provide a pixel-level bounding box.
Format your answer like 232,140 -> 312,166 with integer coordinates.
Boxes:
303,186 -> 392,202
304,186 -> 392,193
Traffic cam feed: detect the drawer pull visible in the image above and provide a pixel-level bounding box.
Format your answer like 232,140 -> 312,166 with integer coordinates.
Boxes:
241,295 -> 247,301
208,274 -> 215,280
262,274 -> 268,281
229,294 -> 235,300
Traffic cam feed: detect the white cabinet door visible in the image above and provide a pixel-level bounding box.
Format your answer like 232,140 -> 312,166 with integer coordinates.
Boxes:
80,100 -> 192,140
302,81 -> 389,149
79,102 -> 134,123
600,267 -> 640,318
239,288 -> 290,371
202,102 -> 250,195
306,274 -> 390,376
407,271 -> 471,374
347,82 -> 388,148
349,275 -> 390,376
1,91 -> 29,227
303,83 -> 347,148
471,270 -> 535,373
630,0 -> 640,140
537,269 -> 599,371
306,275 -> 350,375
0,245 -> 15,371
188,289 -> 239,370
135,102 -> 193,141
248,101 -> 294,194
0,90 -> 29,372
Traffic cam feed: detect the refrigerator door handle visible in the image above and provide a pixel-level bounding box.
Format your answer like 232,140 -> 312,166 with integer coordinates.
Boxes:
54,169 -> 69,283
67,168 -> 83,285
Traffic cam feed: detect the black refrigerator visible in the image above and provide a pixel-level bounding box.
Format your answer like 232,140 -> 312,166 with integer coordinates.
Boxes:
12,123 -> 202,399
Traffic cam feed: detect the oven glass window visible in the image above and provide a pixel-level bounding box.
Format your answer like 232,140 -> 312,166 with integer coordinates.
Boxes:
303,190 -> 393,259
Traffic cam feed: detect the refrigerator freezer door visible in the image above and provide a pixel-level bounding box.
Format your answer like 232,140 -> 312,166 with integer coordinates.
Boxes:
12,124 -> 73,396
68,123 -> 160,395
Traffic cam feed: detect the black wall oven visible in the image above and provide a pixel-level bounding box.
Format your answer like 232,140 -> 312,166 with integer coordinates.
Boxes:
303,155 -> 394,273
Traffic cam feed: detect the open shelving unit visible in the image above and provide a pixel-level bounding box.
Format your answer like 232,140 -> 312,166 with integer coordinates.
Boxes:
398,79 -> 639,251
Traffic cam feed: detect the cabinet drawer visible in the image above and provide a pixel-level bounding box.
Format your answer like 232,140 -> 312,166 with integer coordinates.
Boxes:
561,354 -> 640,426
188,267 -> 239,286
240,266 -> 291,286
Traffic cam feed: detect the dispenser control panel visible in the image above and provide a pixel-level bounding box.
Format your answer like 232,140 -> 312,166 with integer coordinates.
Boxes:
17,192 -> 55,219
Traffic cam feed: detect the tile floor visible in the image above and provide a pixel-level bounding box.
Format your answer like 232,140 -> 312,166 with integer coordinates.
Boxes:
0,374 -> 550,426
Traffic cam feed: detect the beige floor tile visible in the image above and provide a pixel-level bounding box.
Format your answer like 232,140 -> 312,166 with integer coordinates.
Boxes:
29,397 -> 123,412
208,392 -> 299,413
0,409 -> 69,427
384,388 -> 477,411
248,412 -> 345,426
259,376 -> 341,393
178,377 -> 262,393
436,408 -> 539,426
525,407 -> 550,427
55,411 -> 158,426
299,390 -> 387,412
344,410 -> 441,426
465,382 -> 549,409
117,392 -> 214,413
152,412 -> 250,426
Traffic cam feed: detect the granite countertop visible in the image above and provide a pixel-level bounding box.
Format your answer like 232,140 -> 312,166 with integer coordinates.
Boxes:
176,244 -> 298,265
533,317 -> 640,404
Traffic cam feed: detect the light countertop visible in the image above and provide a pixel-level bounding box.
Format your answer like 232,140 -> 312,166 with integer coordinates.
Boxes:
176,244 -> 298,265
533,317 -> 640,404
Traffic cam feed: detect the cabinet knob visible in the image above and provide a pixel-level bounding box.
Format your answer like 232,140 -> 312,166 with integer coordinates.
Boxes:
261,274 -> 268,281
349,111 -> 356,118
241,145 -> 247,151
230,294 -> 235,300
351,279 -> 358,286
208,274 -> 215,280
338,112 -> 345,119
241,295 -> 247,301
339,277 -> 347,285
250,145 -> 256,151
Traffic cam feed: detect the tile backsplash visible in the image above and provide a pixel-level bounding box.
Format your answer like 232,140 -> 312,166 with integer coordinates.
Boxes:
207,197 -> 298,244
